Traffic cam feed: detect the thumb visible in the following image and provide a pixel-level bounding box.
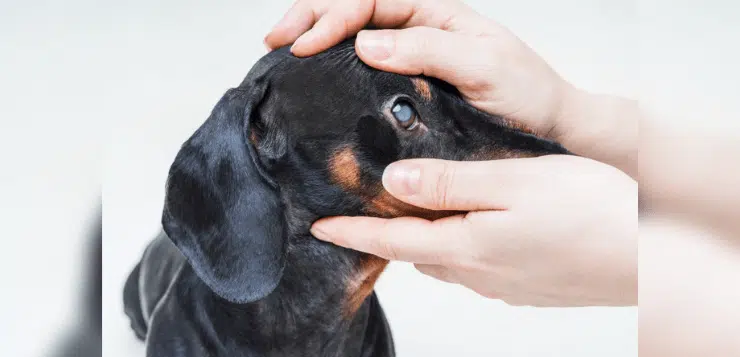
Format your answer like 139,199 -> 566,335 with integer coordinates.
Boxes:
381,158 -> 528,211
355,27 -> 492,90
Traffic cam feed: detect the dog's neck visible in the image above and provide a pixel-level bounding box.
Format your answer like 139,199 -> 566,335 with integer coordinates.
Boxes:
208,233 -> 387,356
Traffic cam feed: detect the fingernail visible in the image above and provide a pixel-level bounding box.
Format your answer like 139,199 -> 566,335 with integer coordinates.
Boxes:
310,223 -> 332,241
382,162 -> 421,196
291,32 -> 311,54
357,30 -> 394,61
289,39 -> 299,53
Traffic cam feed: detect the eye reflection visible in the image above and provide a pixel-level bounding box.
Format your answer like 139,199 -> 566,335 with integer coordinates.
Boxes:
391,100 -> 419,130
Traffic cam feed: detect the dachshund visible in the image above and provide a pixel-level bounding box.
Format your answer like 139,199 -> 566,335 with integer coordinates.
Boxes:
123,38 -> 570,357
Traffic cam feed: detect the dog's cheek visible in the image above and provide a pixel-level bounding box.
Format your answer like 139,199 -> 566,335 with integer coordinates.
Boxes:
353,116 -> 400,173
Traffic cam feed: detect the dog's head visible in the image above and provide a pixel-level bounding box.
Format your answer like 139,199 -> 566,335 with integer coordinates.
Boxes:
161,39 -> 569,308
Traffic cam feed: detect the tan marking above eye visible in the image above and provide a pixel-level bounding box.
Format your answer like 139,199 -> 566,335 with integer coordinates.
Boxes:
411,78 -> 432,100
328,146 -> 361,191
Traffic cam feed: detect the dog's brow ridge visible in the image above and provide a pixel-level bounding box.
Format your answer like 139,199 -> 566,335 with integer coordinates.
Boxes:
411,78 -> 432,100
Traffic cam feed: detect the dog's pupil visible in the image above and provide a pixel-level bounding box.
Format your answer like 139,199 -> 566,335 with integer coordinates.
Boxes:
392,102 -> 414,123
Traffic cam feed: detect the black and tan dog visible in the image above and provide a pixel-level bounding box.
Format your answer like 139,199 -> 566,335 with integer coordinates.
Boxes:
123,38 -> 569,357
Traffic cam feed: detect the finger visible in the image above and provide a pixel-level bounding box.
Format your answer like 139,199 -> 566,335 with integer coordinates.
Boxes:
264,1 -> 320,51
414,264 -> 459,284
368,0 -> 489,33
310,215 -> 472,264
379,158 -> 538,211
266,0 -> 413,55
290,0 -> 375,57
355,27 -> 502,92
267,0 -> 490,56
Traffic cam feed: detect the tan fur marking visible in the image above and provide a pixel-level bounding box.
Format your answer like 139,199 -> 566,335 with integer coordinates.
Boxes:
345,255 -> 389,315
367,189 -> 458,221
343,187 -> 462,316
328,147 -> 361,190
501,118 -> 537,135
248,131 -> 259,145
411,78 -> 432,100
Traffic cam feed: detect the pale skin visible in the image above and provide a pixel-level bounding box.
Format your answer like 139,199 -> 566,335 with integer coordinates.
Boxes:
265,0 -> 638,307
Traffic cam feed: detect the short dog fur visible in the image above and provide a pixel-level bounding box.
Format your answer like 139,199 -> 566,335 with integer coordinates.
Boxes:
123,38 -> 570,357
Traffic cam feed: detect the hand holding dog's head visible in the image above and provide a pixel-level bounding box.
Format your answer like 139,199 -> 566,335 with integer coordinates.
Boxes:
161,40 -> 569,304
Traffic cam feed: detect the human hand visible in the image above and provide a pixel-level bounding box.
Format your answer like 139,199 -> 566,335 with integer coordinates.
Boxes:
310,155 -> 638,307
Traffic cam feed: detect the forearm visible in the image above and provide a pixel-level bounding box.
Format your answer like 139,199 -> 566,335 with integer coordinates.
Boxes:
554,86 -> 639,179
640,121 -> 740,240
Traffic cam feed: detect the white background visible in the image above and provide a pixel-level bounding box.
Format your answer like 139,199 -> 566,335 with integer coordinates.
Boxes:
0,0 -> 657,356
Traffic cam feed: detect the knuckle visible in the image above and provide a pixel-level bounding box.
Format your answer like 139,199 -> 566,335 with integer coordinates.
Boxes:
379,239 -> 400,261
430,164 -> 455,208
439,13 -> 458,31
339,16 -> 351,37
375,221 -> 400,260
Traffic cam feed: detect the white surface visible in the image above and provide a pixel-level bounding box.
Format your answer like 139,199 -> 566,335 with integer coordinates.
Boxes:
1,0 -> 642,356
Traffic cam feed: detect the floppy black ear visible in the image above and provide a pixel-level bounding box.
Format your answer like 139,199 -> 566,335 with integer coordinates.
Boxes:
161,83 -> 286,304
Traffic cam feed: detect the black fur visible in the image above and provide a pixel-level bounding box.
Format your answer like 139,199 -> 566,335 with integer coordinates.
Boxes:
123,38 -> 570,357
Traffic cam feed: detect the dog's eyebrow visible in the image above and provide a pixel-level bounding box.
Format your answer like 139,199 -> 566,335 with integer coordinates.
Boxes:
411,78 -> 432,101
328,146 -> 361,190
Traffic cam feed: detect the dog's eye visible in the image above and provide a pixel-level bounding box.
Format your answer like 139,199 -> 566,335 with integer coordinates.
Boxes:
391,101 -> 419,130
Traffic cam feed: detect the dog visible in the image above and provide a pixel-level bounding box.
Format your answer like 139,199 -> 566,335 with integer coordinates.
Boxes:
122,38 -> 570,357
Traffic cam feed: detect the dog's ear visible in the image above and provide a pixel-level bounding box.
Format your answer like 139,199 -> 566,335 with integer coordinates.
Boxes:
161,83 -> 286,304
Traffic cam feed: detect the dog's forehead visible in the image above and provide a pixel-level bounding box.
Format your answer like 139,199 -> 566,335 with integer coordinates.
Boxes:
249,43 -> 415,92
242,43 -> 436,141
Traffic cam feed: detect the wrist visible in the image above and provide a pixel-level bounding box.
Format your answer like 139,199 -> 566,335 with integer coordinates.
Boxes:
550,86 -> 638,178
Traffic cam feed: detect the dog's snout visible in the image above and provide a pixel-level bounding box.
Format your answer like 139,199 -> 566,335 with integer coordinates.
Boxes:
521,138 -> 572,158
467,130 -> 572,161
